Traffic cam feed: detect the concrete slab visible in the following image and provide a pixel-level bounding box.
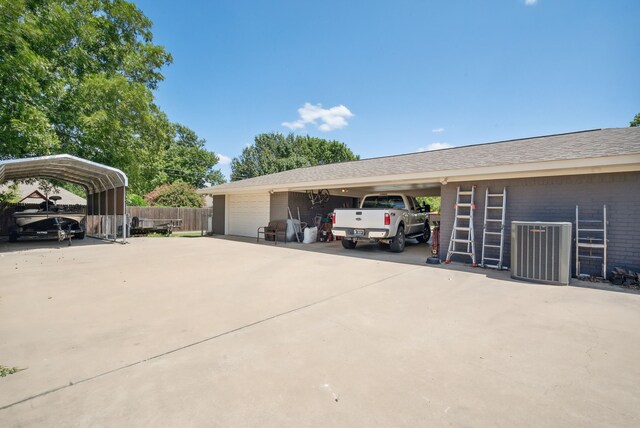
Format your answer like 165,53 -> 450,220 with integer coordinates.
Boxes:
1,237 -> 639,427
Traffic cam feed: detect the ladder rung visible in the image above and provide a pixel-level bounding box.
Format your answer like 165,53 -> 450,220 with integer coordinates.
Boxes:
456,215 -> 471,219
451,238 -> 473,243
458,191 -> 472,195
483,244 -> 501,248
486,206 -> 503,210
578,220 -> 603,223
578,255 -> 604,260
482,257 -> 500,261
486,219 -> 501,222
483,264 -> 500,269
578,237 -> 603,241
450,251 -> 473,255
455,227 -> 470,231
578,229 -> 604,232
487,193 -> 504,197
483,231 -> 501,235
456,203 -> 472,207
578,243 -> 605,249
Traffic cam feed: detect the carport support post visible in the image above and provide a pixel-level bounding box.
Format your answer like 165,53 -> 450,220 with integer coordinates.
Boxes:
112,186 -> 116,240
122,187 -> 127,243
90,191 -> 94,238
93,192 -> 96,237
106,189 -> 110,238
98,192 -> 101,237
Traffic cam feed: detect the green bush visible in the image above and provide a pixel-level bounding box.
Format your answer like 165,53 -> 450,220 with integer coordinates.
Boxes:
126,193 -> 148,206
145,182 -> 203,208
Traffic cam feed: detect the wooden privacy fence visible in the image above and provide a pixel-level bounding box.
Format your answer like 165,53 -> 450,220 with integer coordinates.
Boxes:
0,203 -> 212,235
126,207 -> 213,232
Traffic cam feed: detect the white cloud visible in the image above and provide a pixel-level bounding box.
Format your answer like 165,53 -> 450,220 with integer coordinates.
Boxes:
524,0 -> 538,5
282,103 -> 354,132
418,142 -> 453,152
431,128 -> 445,133
217,154 -> 231,165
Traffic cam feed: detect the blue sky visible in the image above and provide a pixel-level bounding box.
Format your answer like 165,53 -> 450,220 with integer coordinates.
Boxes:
133,0 -> 640,179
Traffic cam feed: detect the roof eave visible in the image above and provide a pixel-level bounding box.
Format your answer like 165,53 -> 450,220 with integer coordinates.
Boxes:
198,154 -> 640,195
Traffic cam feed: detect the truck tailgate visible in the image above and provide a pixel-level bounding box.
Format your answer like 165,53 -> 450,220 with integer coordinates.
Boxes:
333,208 -> 390,238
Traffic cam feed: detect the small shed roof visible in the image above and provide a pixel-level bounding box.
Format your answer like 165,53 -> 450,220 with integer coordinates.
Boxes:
200,127 -> 640,195
0,154 -> 127,194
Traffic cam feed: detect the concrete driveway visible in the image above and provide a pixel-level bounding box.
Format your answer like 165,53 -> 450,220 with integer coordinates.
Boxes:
1,237 -> 639,427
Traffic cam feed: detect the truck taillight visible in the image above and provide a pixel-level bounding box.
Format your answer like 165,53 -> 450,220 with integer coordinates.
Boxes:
332,212 -> 336,224
384,213 -> 390,225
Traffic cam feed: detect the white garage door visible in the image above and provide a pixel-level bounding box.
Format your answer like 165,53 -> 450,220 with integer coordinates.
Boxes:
227,193 -> 270,237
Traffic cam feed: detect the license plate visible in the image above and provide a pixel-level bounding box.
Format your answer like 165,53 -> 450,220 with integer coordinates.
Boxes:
354,229 -> 365,236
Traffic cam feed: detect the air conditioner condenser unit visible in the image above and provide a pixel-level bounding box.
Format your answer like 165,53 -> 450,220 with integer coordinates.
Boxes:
511,222 -> 572,285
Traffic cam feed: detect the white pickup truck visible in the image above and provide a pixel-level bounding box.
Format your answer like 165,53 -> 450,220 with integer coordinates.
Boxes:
332,193 -> 430,252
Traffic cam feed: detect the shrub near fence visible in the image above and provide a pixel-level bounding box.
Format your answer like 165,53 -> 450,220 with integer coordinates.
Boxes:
126,207 -> 212,232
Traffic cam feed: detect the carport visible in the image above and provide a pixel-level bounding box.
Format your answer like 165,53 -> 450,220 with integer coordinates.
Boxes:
0,154 -> 128,243
199,128 -> 640,274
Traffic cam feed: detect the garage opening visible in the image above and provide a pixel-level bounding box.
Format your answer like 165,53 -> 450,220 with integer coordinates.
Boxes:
227,193 -> 270,237
0,154 -> 128,243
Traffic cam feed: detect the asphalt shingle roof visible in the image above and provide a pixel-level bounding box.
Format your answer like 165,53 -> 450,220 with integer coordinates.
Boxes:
205,128 -> 640,192
0,181 -> 87,205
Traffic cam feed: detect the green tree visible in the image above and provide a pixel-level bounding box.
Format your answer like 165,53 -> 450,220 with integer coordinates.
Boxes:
630,113 -> 640,127
0,0 -> 222,194
145,182 -> 203,208
416,196 -> 441,213
163,124 -> 225,188
0,181 -> 20,203
231,133 -> 359,181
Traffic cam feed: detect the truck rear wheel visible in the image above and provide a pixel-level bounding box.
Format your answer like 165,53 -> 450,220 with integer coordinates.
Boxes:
341,238 -> 357,249
390,225 -> 405,252
416,224 -> 431,243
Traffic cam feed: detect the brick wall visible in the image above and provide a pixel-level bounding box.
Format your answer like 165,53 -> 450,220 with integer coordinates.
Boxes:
439,171 -> 640,275
270,191 -> 357,226
269,192 -> 289,221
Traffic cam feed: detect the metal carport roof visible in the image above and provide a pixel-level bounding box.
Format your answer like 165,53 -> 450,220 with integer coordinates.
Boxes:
0,154 -> 127,193
0,154 -> 128,242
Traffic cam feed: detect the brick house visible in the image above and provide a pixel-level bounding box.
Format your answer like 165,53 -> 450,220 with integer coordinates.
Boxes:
199,128 -> 640,275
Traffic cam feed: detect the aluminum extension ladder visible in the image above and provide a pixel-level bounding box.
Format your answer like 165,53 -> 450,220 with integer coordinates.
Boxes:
445,186 -> 477,266
576,205 -> 607,278
481,187 -> 507,269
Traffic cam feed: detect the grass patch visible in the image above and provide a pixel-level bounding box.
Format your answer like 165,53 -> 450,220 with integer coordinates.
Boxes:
145,231 -> 203,238
173,231 -> 203,238
0,365 -> 21,377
